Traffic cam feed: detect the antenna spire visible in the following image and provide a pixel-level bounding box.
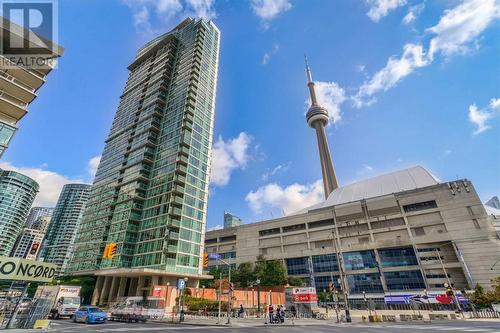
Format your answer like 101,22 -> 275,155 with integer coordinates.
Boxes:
305,55 -> 318,105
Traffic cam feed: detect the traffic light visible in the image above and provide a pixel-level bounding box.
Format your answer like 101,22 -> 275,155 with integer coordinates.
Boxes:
203,252 -> 209,268
328,282 -> 335,293
103,243 -> 118,259
29,243 -> 39,255
446,288 -> 454,297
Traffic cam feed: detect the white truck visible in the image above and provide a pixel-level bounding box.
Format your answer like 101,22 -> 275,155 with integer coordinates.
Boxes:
108,296 -> 165,322
34,285 -> 82,319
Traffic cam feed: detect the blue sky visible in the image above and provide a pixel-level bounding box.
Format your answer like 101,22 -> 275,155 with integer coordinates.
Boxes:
1,0 -> 499,230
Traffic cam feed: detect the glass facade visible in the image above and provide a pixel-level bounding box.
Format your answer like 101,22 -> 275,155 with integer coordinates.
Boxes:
344,250 -> 377,270
312,253 -> 338,272
0,168 -> 38,256
42,184 -> 91,275
68,19 -> 220,275
347,273 -> 384,293
286,257 -> 309,275
0,122 -> 16,157
379,247 -> 419,267
384,270 -> 426,290
314,275 -> 341,291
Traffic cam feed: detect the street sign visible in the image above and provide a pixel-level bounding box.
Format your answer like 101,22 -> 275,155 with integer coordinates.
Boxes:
208,253 -> 221,260
177,278 -> 186,290
0,256 -> 57,283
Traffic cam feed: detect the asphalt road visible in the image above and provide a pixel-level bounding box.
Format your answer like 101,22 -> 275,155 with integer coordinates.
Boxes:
44,319 -> 500,333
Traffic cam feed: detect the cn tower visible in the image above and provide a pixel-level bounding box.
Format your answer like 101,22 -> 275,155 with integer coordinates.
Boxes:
305,58 -> 339,198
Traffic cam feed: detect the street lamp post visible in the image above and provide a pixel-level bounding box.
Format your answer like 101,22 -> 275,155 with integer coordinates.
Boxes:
331,230 -> 351,322
435,248 -> 463,317
179,277 -> 188,322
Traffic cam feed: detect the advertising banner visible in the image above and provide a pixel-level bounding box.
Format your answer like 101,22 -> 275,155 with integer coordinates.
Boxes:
0,256 -> 57,283
384,291 -> 468,305
291,287 -> 318,303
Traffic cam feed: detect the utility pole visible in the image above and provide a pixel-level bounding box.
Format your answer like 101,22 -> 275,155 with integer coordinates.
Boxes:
331,230 -> 351,322
435,248 -> 463,318
218,272 -> 222,324
227,264 -> 232,324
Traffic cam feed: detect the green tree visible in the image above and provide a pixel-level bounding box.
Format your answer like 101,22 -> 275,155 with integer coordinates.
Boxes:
470,283 -> 491,308
233,262 -> 255,288
287,276 -> 305,287
254,255 -> 287,287
200,266 -> 222,288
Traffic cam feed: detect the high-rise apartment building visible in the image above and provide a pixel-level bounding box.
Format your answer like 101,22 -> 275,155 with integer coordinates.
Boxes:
42,184 -> 91,275
0,168 -> 39,256
0,17 -> 64,157
68,18 -> 220,304
11,207 -> 53,260
224,211 -> 243,229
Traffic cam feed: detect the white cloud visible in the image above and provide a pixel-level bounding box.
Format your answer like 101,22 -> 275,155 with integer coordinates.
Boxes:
427,0 -> 500,59
210,132 -> 253,186
0,162 -> 85,207
355,0 -> 499,108
122,0 -> 216,35
354,43 -> 428,107
356,64 -> 366,73
468,97 -> 500,135
313,81 -> 346,123
87,155 -> 101,179
261,162 -> 290,181
403,3 -> 425,25
262,43 -> 280,65
245,180 -> 324,215
366,0 -> 407,22
185,0 -> 217,20
251,0 -> 292,28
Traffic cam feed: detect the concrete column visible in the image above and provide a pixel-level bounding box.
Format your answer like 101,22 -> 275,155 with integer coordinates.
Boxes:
108,276 -> 120,303
136,276 -> 146,296
128,277 -> 138,296
152,276 -> 160,285
91,276 -> 105,305
100,276 -> 112,304
117,277 -> 127,299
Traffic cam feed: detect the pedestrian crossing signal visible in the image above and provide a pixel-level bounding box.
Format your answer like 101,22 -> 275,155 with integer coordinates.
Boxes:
103,243 -> 118,259
203,252 -> 209,268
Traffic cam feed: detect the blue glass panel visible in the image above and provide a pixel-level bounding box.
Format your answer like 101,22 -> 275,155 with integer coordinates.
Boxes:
286,257 -> 309,275
384,270 -> 426,290
344,250 -> 377,270
378,247 -> 418,267
312,253 -> 338,273
347,273 -> 384,293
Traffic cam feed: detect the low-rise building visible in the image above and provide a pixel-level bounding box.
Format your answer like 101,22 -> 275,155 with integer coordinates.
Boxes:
205,166 -> 500,304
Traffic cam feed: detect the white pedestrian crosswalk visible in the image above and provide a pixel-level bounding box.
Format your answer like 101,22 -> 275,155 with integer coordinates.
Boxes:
354,324 -> 500,332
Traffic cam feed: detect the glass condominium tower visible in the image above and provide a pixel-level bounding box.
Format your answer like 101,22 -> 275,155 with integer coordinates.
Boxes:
68,18 -> 219,283
0,168 -> 39,256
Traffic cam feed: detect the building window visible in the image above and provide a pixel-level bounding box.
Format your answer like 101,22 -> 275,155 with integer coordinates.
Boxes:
205,238 -> 217,244
314,276 -> 340,291
219,235 -> 236,242
312,254 -> 338,273
378,247 -> 418,267
219,251 -> 236,259
286,257 -> 309,275
259,228 -> 281,237
308,219 -> 333,229
282,223 -> 305,233
403,200 -> 437,213
344,250 -> 377,271
384,270 -> 426,290
347,273 -> 384,293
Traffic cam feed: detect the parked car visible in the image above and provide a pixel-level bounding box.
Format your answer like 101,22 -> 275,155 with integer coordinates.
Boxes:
73,306 -> 107,324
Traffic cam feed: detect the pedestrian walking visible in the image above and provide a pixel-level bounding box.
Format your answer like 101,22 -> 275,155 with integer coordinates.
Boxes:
238,304 -> 245,318
268,304 -> 274,323
290,304 -> 297,318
